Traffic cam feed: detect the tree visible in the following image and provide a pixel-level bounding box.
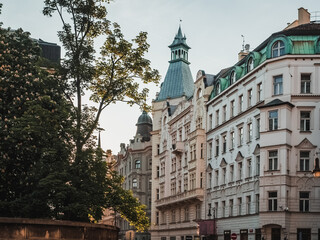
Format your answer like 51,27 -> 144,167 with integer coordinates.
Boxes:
42,0 -> 159,229
0,22 -> 74,219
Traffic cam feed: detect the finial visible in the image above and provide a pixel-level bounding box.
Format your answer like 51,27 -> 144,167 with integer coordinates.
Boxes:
241,35 -> 245,51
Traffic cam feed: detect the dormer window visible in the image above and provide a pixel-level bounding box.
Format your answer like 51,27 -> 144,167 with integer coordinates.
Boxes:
197,88 -> 203,99
247,57 -> 254,72
216,82 -> 221,95
230,71 -> 236,84
272,40 -> 285,58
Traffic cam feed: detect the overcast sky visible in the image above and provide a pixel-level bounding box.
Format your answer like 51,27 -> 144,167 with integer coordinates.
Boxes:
1,0 -> 319,153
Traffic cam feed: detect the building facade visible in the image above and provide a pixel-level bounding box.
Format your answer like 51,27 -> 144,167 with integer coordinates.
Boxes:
206,8 -> 320,240
151,27 -> 214,240
116,111 -> 153,240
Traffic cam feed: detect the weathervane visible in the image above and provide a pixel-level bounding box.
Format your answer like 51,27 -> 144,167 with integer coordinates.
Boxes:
241,35 -> 245,51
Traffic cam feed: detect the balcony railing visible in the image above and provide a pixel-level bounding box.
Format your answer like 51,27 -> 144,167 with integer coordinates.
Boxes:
155,188 -> 204,209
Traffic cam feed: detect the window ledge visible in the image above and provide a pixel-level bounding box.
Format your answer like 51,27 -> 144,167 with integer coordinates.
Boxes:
299,130 -> 312,134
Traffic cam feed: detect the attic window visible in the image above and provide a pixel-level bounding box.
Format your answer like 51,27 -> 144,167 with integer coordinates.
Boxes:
216,82 -> 221,95
197,88 -> 203,99
247,57 -> 254,72
230,71 -> 236,84
272,40 -> 285,58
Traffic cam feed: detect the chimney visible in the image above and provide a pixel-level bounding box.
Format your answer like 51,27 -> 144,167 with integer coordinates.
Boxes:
298,7 -> 310,25
238,45 -> 250,61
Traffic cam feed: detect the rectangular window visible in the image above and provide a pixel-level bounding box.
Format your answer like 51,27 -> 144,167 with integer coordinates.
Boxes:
184,175 -> 188,191
171,210 -> 176,223
222,201 -> 226,217
268,192 -> 277,211
230,131 -> 235,149
184,207 -> 189,221
215,170 -> 219,186
256,118 -> 260,139
301,74 -> 311,94
208,172 -> 212,188
269,110 -> 278,130
156,188 -> 160,200
156,212 -> 159,225
247,159 -> 252,177
196,204 -> 201,219
256,156 -> 260,176
229,199 -> 234,217
273,75 -> 283,95
300,111 -> 311,131
215,139 -> 219,157
238,127 -> 243,146
247,122 -> 252,142
238,162 -> 243,180
222,135 -> 227,153
246,196 -> 251,214
230,165 -> 234,182
238,197 -> 242,215
231,100 -> 235,117
297,229 -> 311,240
248,89 -> 252,107
223,105 -> 227,122
170,181 -> 176,195
222,167 -> 226,184
300,151 -> 310,171
209,114 -> 213,129
256,194 -> 260,214
208,142 -> 212,159
257,83 -> 262,102
171,158 -> 176,172
268,150 -> 278,171
299,192 -> 310,212
216,110 -> 220,126
239,95 -> 243,112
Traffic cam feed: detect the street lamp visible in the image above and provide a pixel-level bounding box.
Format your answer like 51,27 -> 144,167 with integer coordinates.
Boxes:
312,158 -> 320,178
207,207 -> 216,240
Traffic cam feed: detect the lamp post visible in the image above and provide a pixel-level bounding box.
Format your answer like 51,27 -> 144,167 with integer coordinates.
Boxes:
207,207 -> 216,240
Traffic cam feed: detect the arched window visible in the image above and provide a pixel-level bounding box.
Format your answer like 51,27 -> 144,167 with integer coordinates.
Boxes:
135,160 -> 141,169
272,41 -> 285,58
230,71 -> 236,84
132,178 -> 138,188
247,57 -> 254,72
197,88 -> 203,99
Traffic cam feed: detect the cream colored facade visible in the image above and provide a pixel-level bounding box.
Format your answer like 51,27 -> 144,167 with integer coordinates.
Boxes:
206,8 -> 320,240
151,70 -> 213,240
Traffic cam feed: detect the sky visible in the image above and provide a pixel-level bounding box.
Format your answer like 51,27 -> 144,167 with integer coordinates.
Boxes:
1,0 -> 320,153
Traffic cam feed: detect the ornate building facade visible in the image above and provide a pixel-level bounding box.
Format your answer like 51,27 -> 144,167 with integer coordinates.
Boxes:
150,27 -> 213,240
206,8 -> 320,240
116,111 -> 153,240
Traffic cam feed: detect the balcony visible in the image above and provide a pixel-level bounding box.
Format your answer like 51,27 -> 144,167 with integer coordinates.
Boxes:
155,188 -> 204,210
172,141 -> 184,155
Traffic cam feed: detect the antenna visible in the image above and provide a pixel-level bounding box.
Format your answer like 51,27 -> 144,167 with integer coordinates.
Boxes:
241,35 -> 245,51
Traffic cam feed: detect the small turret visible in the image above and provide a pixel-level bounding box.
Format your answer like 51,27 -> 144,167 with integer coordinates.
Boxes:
136,111 -> 152,142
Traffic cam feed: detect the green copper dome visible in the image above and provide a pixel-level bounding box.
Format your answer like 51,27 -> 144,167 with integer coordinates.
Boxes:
156,26 -> 194,101
137,111 -> 152,125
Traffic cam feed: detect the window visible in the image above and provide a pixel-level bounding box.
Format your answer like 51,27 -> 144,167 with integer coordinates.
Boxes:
300,111 -> 311,131
229,199 -> 234,216
273,75 -> 283,95
184,207 -> 189,221
268,150 -> 278,171
201,143 -> 204,159
171,210 -> 176,223
230,131 -> 235,149
256,194 -> 260,213
135,160 -> 141,169
231,100 -> 235,117
268,192 -> 277,211
230,71 -> 236,84
208,142 -> 212,159
190,172 -> 196,190
178,128 -> 183,141
297,229 -> 311,240
196,204 -> 201,219
161,211 -> 166,224
269,110 -> 278,130
248,89 -> 252,107
160,161 -> 165,176
300,151 -> 310,171
156,212 -> 159,225
247,159 -> 252,178
171,181 -> 176,195
216,110 -> 220,126
272,40 -> 285,57
208,172 -> 212,188
238,197 -> 242,215
246,196 -> 251,214
223,105 -> 227,122
256,156 -> 260,176
247,57 -> 254,72
196,117 -> 202,129
238,127 -> 243,146
222,135 -> 227,153
215,170 -> 219,186
209,114 -> 213,129
185,123 -> 190,138
238,162 -> 243,180
184,175 -> 188,191
157,166 -> 160,177
247,123 -> 253,142
160,185 -> 164,198
222,201 -> 226,217
230,165 -> 234,182
133,178 -> 138,188
216,82 -> 221,95
222,167 -> 226,184
239,95 -> 243,112
171,158 -> 176,172
215,139 -> 219,157
257,83 -> 262,102
157,144 -> 160,155
301,74 -> 311,94
256,118 -> 260,139
156,188 -> 160,200
299,192 -> 309,212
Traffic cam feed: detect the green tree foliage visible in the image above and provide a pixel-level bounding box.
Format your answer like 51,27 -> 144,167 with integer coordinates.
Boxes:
42,0 -> 159,230
0,25 -> 74,219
